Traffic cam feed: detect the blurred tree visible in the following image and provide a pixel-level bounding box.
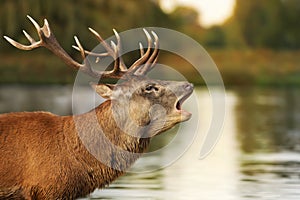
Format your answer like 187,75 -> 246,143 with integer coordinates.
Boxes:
169,6 -> 205,42
229,0 -> 300,49
281,0 -> 300,49
222,17 -> 246,48
170,6 -> 199,27
203,26 -> 226,48
0,0 -> 173,53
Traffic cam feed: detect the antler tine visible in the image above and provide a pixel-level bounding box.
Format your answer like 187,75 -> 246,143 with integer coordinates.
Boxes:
73,36 -> 96,75
88,28 -> 116,59
127,29 -> 153,74
3,35 -> 39,51
139,42 -> 145,56
27,15 -> 42,36
112,29 -> 127,71
146,31 -> 160,72
133,30 -> 159,76
110,41 -> 120,73
23,30 -> 35,44
74,36 -> 86,60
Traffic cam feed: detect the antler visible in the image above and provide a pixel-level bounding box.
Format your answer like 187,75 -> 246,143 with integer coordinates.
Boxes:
4,15 -> 159,80
73,28 -> 159,77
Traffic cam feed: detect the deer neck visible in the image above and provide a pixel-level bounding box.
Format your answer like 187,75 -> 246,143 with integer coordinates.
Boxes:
66,100 -> 151,171
94,100 -> 151,152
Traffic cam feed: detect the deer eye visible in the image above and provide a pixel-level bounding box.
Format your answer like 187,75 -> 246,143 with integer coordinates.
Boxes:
145,85 -> 159,92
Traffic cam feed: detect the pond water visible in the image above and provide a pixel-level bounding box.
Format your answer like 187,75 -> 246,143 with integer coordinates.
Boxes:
0,85 -> 300,200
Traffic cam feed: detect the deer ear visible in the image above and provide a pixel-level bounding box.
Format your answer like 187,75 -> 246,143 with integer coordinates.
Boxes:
90,83 -> 114,99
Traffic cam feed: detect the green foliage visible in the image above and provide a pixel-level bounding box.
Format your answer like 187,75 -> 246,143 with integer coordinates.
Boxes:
169,6 -> 199,28
0,0 -> 173,53
167,6 -> 204,43
203,26 -> 226,48
1,0 -> 300,85
228,0 -> 300,49
1,0 -> 300,50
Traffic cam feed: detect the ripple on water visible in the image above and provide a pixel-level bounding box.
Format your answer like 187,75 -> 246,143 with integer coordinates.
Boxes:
239,151 -> 300,200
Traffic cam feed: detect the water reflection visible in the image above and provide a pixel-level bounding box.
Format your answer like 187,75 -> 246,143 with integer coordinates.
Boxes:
235,87 -> 300,200
1,85 -> 300,199
235,87 -> 300,153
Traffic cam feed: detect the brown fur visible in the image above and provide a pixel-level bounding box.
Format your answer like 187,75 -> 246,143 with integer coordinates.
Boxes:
0,77 -> 193,199
0,101 -> 149,199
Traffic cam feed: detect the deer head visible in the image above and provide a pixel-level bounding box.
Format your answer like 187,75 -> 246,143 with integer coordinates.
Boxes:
4,15 -> 193,138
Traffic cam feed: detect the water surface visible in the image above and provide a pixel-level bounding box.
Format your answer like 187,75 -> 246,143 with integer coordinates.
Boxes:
1,85 -> 299,199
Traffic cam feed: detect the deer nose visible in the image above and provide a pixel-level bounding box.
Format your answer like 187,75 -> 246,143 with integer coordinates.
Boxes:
184,82 -> 194,91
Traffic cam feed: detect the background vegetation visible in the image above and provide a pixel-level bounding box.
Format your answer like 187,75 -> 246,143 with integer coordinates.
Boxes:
0,0 -> 299,86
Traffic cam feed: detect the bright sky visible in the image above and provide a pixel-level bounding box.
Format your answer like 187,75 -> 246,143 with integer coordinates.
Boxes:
159,0 -> 236,27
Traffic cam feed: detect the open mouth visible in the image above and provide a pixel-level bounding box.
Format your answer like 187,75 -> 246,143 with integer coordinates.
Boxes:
170,82 -> 194,122
175,88 -> 193,112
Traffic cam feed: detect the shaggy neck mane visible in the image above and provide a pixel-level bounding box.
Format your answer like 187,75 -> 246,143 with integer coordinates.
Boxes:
64,100 -> 151,173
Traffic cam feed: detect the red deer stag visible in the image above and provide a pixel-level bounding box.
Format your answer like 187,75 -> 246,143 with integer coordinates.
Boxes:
0,16 -> 193,199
